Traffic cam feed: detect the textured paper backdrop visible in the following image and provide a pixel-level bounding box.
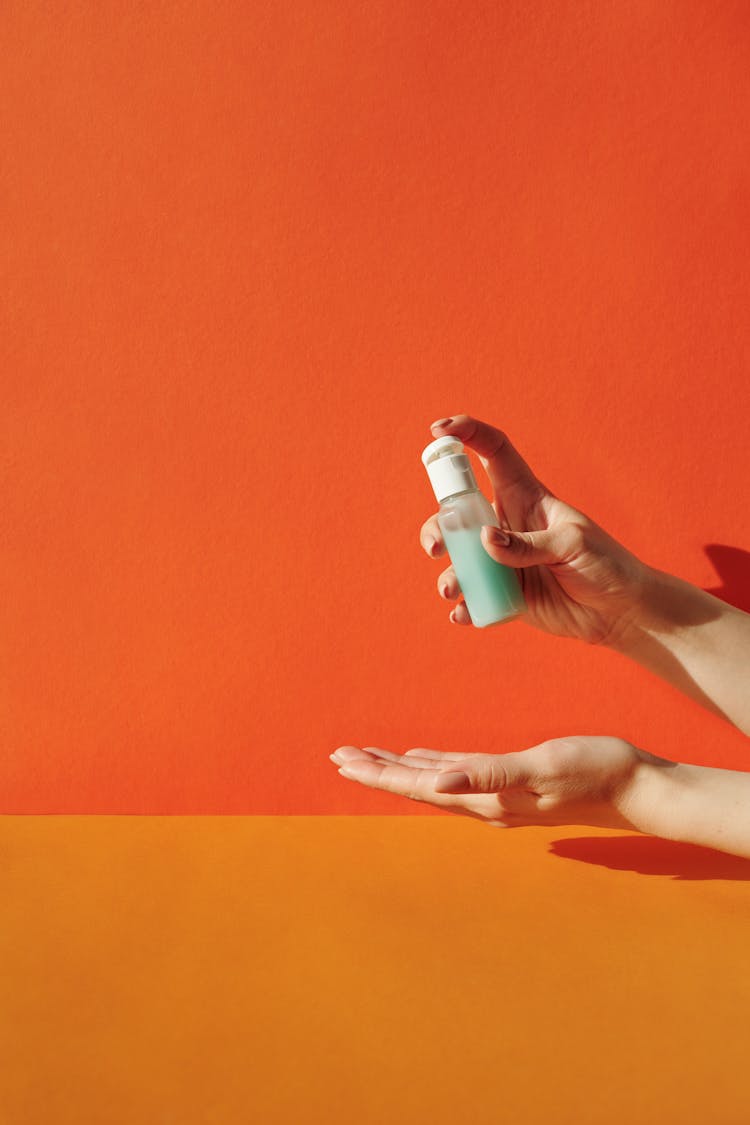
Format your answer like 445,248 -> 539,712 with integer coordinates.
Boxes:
3,0 -> 749,812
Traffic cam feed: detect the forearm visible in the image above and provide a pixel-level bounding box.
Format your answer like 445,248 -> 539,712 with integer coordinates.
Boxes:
609,565 -> 750,736
622,752 -> 750,859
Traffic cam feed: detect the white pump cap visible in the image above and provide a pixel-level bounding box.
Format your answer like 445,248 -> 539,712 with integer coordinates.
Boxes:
421,435 -> 479,503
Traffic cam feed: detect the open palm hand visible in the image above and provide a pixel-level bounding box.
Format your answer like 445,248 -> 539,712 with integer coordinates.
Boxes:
330,736 -> 662,831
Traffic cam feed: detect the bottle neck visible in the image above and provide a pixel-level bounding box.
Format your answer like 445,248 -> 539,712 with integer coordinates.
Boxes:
439,485 -> 479,504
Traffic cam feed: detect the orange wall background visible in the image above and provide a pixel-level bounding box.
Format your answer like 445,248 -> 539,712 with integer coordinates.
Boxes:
2,0 -> 749,813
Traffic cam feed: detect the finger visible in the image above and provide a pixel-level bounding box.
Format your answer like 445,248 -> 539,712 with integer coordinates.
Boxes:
331,745 -> 381,765
433,749 -> 544,794
335,757 -> 473,812
363,748 -> 476,771
403,748 -> 474,761
334,753 -> 531,826
480,522 -> 585,570
430,415 -> 547,518
420,514 -> 446,559
332,747 -> 474,775
437,566 -> 459,600
331,746 -> 466,772
450,600 -> 472,626
364,748 -> 457,771
331,746 -> 465,777
334,746 -> 440,771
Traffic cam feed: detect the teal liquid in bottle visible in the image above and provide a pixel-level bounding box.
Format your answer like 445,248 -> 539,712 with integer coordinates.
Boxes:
441,525 -> 523,628
422,435 -> 525,628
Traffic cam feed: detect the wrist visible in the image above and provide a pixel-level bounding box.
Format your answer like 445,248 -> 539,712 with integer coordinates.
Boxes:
615,750 -> 690,840
619,753 -> 750,859
604,565 -> 695,657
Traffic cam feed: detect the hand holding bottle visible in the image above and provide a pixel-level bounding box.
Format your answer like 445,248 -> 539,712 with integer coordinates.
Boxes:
420,414 -> 650,646
420,414 -> 750,733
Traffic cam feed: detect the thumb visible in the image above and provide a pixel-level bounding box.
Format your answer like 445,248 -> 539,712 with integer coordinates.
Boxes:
481,523 -> 580,569
434,750 -> 540,794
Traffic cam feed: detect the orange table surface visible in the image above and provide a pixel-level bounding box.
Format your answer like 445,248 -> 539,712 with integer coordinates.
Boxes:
1,816 -> 749,1124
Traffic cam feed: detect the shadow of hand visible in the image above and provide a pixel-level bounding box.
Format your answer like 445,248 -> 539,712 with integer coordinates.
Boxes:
550,834 -> 750,881
703,543 -> 750,613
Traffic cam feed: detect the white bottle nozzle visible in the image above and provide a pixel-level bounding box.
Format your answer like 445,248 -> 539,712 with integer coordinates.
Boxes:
420,435 -> 464,466
421,435 -> 479,503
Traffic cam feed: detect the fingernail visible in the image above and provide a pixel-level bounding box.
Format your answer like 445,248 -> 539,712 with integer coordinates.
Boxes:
434,770 -> 471,793
431,417 -> 453,429
425,536 -> 437,555
486,525 -> 510,546
439,584 -> 449,598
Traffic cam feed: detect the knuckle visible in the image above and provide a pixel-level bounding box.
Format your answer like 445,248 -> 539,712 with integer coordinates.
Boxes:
482,430 -> 511,468
560,522 -> 587,561
554,738 -> 585,770
409,770 -> 430,803
513,533 -> 534,560
488,427 -> 509,453
532,742 -> 559,777
538,738 -> 580,779
466,754 -> 506,792
489,761 -> 509,790
525,480 -> 548,509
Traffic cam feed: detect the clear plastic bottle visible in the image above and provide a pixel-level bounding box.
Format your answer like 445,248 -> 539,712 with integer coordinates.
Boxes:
421,435 -> 525,628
